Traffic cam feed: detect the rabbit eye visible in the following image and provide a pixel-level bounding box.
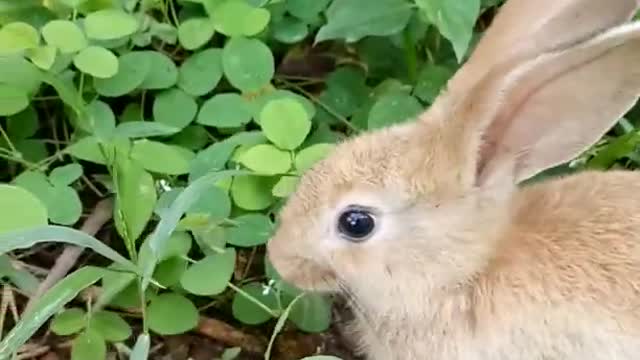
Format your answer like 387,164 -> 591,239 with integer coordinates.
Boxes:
337,206 -> 376,242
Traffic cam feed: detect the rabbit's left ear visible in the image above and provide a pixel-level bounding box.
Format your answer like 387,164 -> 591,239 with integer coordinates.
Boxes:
451,22 -> 640,187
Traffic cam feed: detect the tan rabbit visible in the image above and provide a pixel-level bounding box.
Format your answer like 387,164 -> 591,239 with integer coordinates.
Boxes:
267,0 -> 640,359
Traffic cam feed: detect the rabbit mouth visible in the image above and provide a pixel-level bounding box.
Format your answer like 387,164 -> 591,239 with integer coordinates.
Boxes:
268,251 -> 338,293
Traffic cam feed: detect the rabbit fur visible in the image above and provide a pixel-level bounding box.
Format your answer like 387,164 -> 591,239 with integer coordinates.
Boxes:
267,0 -> 640,359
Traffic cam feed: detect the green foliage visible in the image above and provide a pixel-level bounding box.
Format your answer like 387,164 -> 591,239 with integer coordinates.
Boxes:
1,0 -> 637,359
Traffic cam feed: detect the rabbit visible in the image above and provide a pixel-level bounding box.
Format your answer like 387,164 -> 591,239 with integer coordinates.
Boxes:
266,0 -> 640,359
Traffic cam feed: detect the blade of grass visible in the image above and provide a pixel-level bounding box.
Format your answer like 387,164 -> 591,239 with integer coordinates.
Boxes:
0,266 -> 105,358
0,226 -> 138,274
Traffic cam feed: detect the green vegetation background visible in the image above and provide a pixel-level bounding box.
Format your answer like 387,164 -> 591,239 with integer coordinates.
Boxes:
0,0 -> 638,359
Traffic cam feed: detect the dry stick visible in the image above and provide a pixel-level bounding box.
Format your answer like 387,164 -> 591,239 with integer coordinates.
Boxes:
24,198 -> 114,312
196,316 -> 267,354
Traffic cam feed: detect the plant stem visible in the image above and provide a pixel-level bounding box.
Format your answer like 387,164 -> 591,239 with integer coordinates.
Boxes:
0,125 -> 17,154
276,79 -> 361,133
403,27 -> 418,84
227,282 -> 279,317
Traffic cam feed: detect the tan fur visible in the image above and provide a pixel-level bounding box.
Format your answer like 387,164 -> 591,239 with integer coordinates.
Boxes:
267,1 -> 640,359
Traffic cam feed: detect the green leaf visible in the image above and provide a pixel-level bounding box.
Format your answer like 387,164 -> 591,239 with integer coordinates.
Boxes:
50,308 -> 86,336
14,139 -> 48,163
90,310 -> 132,342
95,270 -> 136,310
49,184 -> 83,225
177,48 -> 223,97
131,140 -> 193,175
368,93 -> 423,130
315,0 -> 412,43
252,89 -> 316,121
49,164 -> 83,186
260,98 -> 311,150
188,185 -> 232,220
287,0 -> 331,21
232,282 -> 278,325
189,143 -> 238,181
294,143 -> 335,173
413,64 -> 455,103
141,170 -> 249,289
7,106 -> 38,139
114,156 -> 157,243
227,214 -> 272,247
180,248 -> 236,296
65,136 -> 107,165
148,231 -> 192,261
41,20 -> 87,53
416,0 -> 481,62
94,51 -> 151,97
138,51 -> 178,90
84,9 -> 139,40
587,131 -> 640,169
0,55 -> 42,94
0,22 -> 39,55
230,175 -> 274,211
73,46 -> 118,78
272,175 -> 298,198
153,88 -> 198,129
211,0 -> 271,37
14,170 -> 82,225
147,293 -> 199,335
239,144 -> 291,175
197,93 -> 253,128
178,17 -> 215,50
71,328 -> 106,360
0,184 -> 48,234
288,294 -> 332,332
0,267 -> 105,356
26,45 -> 56,70
272,16 -> 308,44
231,176 -> 275,211
154,257 -> 187,287
0,84 -> 29,116
87,100 -> 116,139
222,37 -> 274,93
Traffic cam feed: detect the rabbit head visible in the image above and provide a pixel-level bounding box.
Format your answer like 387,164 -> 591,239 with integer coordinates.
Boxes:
267,0 -> 640,312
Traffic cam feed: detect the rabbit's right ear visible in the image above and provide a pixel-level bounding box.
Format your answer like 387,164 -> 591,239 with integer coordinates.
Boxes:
445,0 -> 639,99
446,22 -> 640,190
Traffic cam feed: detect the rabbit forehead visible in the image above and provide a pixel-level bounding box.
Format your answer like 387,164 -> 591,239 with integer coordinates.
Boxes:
281,118 -> 464,224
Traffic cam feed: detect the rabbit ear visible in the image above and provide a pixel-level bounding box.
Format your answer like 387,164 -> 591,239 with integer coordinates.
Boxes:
445,0 -> 639,99
449,22 -> 640,187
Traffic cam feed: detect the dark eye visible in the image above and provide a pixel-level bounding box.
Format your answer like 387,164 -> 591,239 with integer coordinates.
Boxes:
337,206 -> 376,242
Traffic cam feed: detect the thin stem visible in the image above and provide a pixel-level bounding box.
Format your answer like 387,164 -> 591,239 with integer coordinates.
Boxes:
276,79 -> 361,133
78,73 -> 85,97
137,278 -> 149,333
81,175 -> 105,197
167,0 -> 180,26
0,125 -> 17,154
140,91 -> 147,122
403,27 -> 418,84
227,282 -> 279,317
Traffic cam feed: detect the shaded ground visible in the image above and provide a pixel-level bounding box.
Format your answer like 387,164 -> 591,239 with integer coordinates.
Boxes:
14,305 -> 361,360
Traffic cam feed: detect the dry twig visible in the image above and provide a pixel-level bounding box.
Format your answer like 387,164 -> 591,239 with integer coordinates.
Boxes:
24,198 -> 114,312
196,316 -> 267,354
